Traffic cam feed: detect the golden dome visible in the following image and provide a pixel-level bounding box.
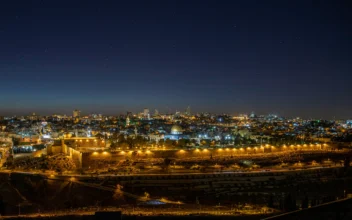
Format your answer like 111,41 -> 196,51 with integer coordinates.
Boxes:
171,125 -> 183,135
64,133 -> 72,138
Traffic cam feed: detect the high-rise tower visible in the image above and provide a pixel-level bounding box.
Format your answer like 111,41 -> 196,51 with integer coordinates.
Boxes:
73,109 -> 81,118
186,106 -> 191,116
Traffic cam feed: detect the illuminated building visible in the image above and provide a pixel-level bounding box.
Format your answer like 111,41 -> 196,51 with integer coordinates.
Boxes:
171,125 -> 183,135
126,116 -> 130,126
164,125 -> 190,140
249,112 -> 257,118
186,106 -> 191,116
154,109 -> 159,116
28,112 -> 38,121
347,120 -> 352,127
73,109 -> 81,118
143,108 -> 150,120
233,114 -> 248,120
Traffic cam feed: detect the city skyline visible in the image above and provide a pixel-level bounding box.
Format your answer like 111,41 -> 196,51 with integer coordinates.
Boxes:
0,108 -> 345,121
1,1 -> 352,219
1,1 -> 351,119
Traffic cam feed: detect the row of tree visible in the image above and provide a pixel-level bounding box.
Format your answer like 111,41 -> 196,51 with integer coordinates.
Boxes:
267,193 -> 337,211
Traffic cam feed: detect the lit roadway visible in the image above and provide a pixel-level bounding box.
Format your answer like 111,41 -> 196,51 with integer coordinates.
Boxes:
0,207 -> 268,218
1,164 -> 341,177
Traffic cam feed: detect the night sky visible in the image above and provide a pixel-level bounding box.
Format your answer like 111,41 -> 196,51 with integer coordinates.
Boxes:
0,0 -> 351,119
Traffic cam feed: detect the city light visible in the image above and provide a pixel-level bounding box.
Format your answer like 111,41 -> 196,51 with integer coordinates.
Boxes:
1,3 -> 347,218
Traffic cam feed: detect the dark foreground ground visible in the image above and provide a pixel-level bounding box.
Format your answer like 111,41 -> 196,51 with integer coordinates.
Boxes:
0,214 -> 269,220
3,197 -> 352,220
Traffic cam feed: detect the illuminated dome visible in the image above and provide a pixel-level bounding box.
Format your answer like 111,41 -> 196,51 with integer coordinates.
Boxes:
171,125 -> 183,135
64,133 -> 72,138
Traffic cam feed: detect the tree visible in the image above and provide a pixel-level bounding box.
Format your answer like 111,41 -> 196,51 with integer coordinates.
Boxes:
117,134 -> 126,143
12,137 -> 20,146
344,156 -> 350,171
164,158 -> 171,166
0,195 -> 5,215
162,158 -> 171,172
311,199 -> 317,207
113,184 -> 124,200
268,194 -> 274,208
284,193 -> 295,211
111,132 -> 119,140
177,139 -> 189,148
301,195 -> 309,209
165,139 -> 175,148
95,133 -> 104,139
144,192 -> 150,199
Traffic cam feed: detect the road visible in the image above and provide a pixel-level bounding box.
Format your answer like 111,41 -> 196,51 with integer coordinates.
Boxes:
0,164 -> 340,178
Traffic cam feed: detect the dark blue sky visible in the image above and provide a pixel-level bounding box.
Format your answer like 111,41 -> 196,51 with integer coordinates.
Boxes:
0,0 -> 351,119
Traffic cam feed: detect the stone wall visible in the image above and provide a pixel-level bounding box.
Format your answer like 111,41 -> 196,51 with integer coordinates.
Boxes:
68,147 -> 83,169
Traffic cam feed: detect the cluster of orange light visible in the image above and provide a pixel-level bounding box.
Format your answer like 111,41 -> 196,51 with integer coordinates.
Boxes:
115,143 -> 329,156
92,151 -> 109,156
191,143 -> 328,154
119,150 -> 152,155
75,139 -> 104,143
